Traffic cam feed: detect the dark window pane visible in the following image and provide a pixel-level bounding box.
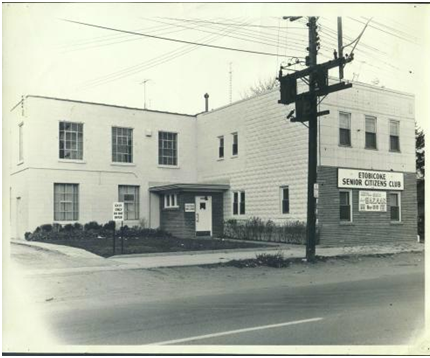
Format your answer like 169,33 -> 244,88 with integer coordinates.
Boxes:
365,132 -> 377,149
282,200 -> 289,214
339,128 -> 351,146
340,205 -> 351,221
390,136 -> 400,151
232,143 -> 238,156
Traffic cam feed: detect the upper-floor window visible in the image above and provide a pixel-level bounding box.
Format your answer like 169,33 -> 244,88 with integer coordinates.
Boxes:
339,112 -> 351,146
164,194 -> 179,208
389,120 -> 400,152
59,122 -> 83,160
365,116 -> 377,149
281,186 -> 290,214
18,123 -> 24,162
232,132 -> 238,156
218,136 -> 224,159
233,191 -> 245,215
119,185 -> 139,220
159,131 -> 178,166
112,127 -> 133,163
54,183 -> 79,221
340,190 -> 352,222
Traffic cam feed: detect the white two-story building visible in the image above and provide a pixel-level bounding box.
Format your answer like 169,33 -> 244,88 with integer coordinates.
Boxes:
9,81 -> 417,246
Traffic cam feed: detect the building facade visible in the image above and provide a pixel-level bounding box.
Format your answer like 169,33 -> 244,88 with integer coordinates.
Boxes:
9,82 -> 417,245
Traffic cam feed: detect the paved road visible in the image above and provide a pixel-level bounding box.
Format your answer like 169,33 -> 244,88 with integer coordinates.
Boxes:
46,271 -> 423,346
8,243 -> 425,347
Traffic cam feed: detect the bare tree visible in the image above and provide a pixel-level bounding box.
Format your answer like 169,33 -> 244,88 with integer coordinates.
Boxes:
241,77 -> 279,99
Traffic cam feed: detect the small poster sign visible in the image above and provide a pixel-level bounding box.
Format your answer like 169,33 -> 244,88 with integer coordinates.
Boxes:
359,191 -> 387,212
185,203 -> 196,212
113,202 -> 124,221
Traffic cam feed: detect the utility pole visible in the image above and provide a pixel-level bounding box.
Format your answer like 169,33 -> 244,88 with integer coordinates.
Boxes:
278,16 -> 353,262
306,16 -> 318,261
337,17 -> 344,80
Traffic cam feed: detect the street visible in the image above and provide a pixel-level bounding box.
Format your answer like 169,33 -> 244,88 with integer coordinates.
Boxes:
5,243 -> 426,348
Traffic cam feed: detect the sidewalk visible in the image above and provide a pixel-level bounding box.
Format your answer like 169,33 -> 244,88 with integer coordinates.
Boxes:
11,238 -> 424,275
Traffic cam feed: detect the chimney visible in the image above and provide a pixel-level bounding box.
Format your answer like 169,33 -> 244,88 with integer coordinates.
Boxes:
204,93 -> 209,112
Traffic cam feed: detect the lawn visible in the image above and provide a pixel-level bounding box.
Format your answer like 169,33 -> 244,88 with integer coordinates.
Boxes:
42,236 -> 270,258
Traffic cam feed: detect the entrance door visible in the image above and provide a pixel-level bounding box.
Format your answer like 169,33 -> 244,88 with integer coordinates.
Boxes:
195,196 -> 212,236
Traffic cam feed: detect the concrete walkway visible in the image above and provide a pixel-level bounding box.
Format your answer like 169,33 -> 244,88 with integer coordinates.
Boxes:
11,238 -> 424,276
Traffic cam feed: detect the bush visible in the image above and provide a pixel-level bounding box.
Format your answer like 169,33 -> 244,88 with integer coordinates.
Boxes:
24,232 -> 32,241
40,224 -> 53,232
73,223 -> 83,231
103,221 -> 115,231
62,224 -> 75,232
224,218 -> 312,244
255,252 -> 289,268
84,221 -> 102,231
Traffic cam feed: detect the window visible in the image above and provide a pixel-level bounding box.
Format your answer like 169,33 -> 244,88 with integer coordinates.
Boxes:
158,131 -> 178,166
218,136 -> 224,159
339,112 -> 351,146
54,184 -> 79,221
233,191 -> 245,215
281,186 -> 290,214
59,122 -> 83,160
365,116 -> 377,149
339,191 -> 352,222
119,186 -> 139,220
389,192 -> 401,222
164,194 -> 179,208
18,123 -> 23,162
112,127 -> 133,163
390,120 -> 400,152
232,133 -> 238,156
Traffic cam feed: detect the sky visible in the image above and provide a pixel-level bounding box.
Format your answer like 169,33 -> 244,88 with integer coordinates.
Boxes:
2,2 -> 430,128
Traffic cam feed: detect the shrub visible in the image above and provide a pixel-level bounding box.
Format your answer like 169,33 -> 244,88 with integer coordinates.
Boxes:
24,232 -> 32,241
224,218 -> 307,244
73,223 -> 83,231
40,224 -> 53,232
63,224 -> 75,232
255,252 -> 289,268
103,221 -> 115,231
84,221 -> 102,231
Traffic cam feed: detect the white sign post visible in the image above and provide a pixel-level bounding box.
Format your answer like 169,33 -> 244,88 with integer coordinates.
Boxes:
112,202 -> 125,255
359,191 -> 387,212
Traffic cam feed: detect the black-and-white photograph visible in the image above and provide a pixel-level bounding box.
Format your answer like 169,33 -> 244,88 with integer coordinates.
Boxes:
3,2 -> 429,355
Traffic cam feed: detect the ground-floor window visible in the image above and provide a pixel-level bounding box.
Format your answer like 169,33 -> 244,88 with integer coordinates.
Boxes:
164,193 -> 179,208
389,192 -> 401,222
54,183 -> 79,221
119,185 -> 139,220
280,186 -> 290,214
339,190 -> 352,222
233,191 -> 245,215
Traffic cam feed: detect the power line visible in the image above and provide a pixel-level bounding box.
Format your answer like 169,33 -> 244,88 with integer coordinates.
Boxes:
63,19 -> 304,58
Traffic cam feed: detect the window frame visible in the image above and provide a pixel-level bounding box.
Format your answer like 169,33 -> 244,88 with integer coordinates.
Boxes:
389,192 -> 401,222
112,126 -> 133,163
158,131 -> 178,167
118,185 -> 140,220
389,119 -> 401,152
53,183 -> 79,222
232,190 -> 245,216
218,136 -> 224,159
232,132 -> 238,157
280,186 -> 290,214
339,190 -> 353,223
163,193 -> 179,209
365,115 -> 377,150
59,121 -> 84,160
338,112 -> 352,147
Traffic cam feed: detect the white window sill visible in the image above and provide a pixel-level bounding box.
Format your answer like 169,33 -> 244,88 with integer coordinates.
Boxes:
58,159 -> 86,164
231,155 -> 238,159
390,221 -> 403,225
111,162 -> 136,167
163,206 -> 180,210
217,158 -> 224,161
158,165 -> 180,169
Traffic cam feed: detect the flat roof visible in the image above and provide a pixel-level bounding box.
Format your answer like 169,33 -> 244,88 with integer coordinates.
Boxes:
149,183 -> 230,193
19,95 -> 197,118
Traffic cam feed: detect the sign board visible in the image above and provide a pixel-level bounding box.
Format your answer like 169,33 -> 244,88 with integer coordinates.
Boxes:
185,203 -> 195,212
313,183 -> 319,199
113,202 -> 124,221
338,168 -> 403,191
359,191 -> 387,212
